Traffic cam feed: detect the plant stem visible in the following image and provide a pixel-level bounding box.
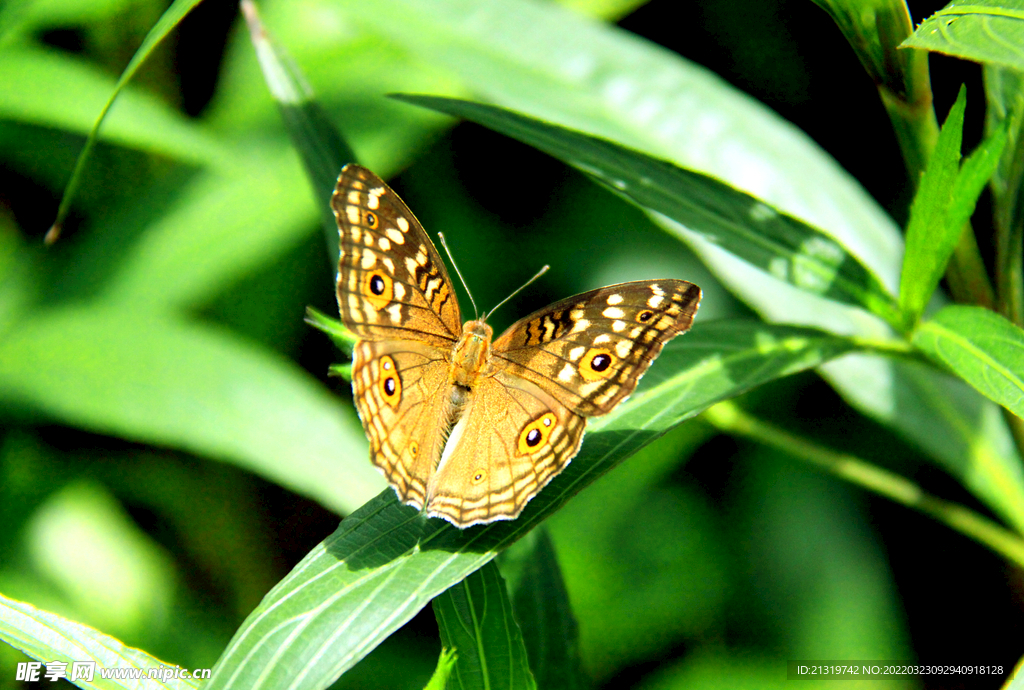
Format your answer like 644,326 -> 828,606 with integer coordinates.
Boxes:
946,223 -> 996,309
703,400 -> 1024,569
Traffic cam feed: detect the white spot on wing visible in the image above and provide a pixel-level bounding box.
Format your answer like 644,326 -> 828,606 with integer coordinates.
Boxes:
615,340 -> 632,358
386,303 -> 402,323
397,217 -> 409,232
386,228 -> 405,244
378,237 -> 391,251
558,363 -> 575,382
571,318 -> 591,333
612,320 -> 626,332
602,307 -> 625,318
361,252 -> 376,269
594,334 -> 611,344
606,293 -> 623,305
569,346 -> 585,361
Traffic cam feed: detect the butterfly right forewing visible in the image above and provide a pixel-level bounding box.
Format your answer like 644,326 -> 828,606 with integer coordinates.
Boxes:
492,280 -> 701,417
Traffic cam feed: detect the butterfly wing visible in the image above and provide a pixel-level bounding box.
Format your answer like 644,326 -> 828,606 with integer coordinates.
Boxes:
332,163 -> 462,345
491,280 -> 701,416
423,373 -> 586,527
332,164 -> 464,509
425,280 -> 701,527
351,339 -> 452,510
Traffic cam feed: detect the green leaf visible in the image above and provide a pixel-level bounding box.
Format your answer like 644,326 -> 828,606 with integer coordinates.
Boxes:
0,591 -> 201,689
0,48 -> 229,168
97,153 -> 317,311
503,530 -> 585,690
900,85 -> 1008,327
433,562 -> 537,690
914,305 -> 1024,420
555,0 -> 648,20
902,0 -> 1024,72
0,308 -> 384,514
240,0 -> 356,266
205,320 -> 858,690
50,0 -> 209,234
335,0 -> 905,298
898,85 -> 966,324
304,307 -> 357,355
423,648 -> 458,690
394,95 -> 900,327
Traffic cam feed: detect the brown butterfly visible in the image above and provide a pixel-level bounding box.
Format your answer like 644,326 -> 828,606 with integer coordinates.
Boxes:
332,164 -> 701,528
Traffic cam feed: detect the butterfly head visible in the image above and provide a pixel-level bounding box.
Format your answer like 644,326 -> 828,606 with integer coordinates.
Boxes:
450,319 -> 494,389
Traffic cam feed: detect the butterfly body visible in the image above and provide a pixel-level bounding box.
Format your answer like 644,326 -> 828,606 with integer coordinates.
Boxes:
333,164 -> 701,528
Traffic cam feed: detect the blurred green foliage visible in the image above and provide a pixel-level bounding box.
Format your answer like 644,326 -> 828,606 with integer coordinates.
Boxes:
1,0 -> 1023,689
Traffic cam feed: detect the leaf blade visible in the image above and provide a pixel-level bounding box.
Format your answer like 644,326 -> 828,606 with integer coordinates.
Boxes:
899,86 -> 1009,326
902,0 -> 1024,72
0,308 -> 384,514
394,94 -> 900,326
432,562 -> 537,690
914,305 -> 1024,420
0,592 -> 200,690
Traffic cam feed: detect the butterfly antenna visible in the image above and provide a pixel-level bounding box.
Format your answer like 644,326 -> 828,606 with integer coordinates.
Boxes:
485,264 -> 550,321
437,232 -> 479,319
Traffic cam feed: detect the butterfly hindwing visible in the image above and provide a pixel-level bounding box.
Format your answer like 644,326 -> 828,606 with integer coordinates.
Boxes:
492,280 -> 701,416
350,339 -> 452,511
332,164 -> 461,345
424,373 -> 587,527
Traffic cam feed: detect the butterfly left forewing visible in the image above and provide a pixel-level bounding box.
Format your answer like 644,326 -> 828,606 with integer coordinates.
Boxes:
492,280 -> 701,417
333,164 -> 462,346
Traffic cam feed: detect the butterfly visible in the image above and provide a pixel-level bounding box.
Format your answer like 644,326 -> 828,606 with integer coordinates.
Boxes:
332,164 -> 701,528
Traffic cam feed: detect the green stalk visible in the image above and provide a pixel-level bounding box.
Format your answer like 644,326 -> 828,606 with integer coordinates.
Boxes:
704,401 -> 1024,568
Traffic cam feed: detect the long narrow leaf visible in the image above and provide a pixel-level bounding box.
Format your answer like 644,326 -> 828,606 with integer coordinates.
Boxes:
0,592 -> 200,690
0,308 -> 384,514
50,0 -> 209,238
900,86 -> 1009,326
205,320 -> 859,690
505,530 -> 585,690
432,562 -> 537,690
899,85 -> 967,325
241,0 -> 355,267
0,48 -> 228,168
394,94 -> 900,327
